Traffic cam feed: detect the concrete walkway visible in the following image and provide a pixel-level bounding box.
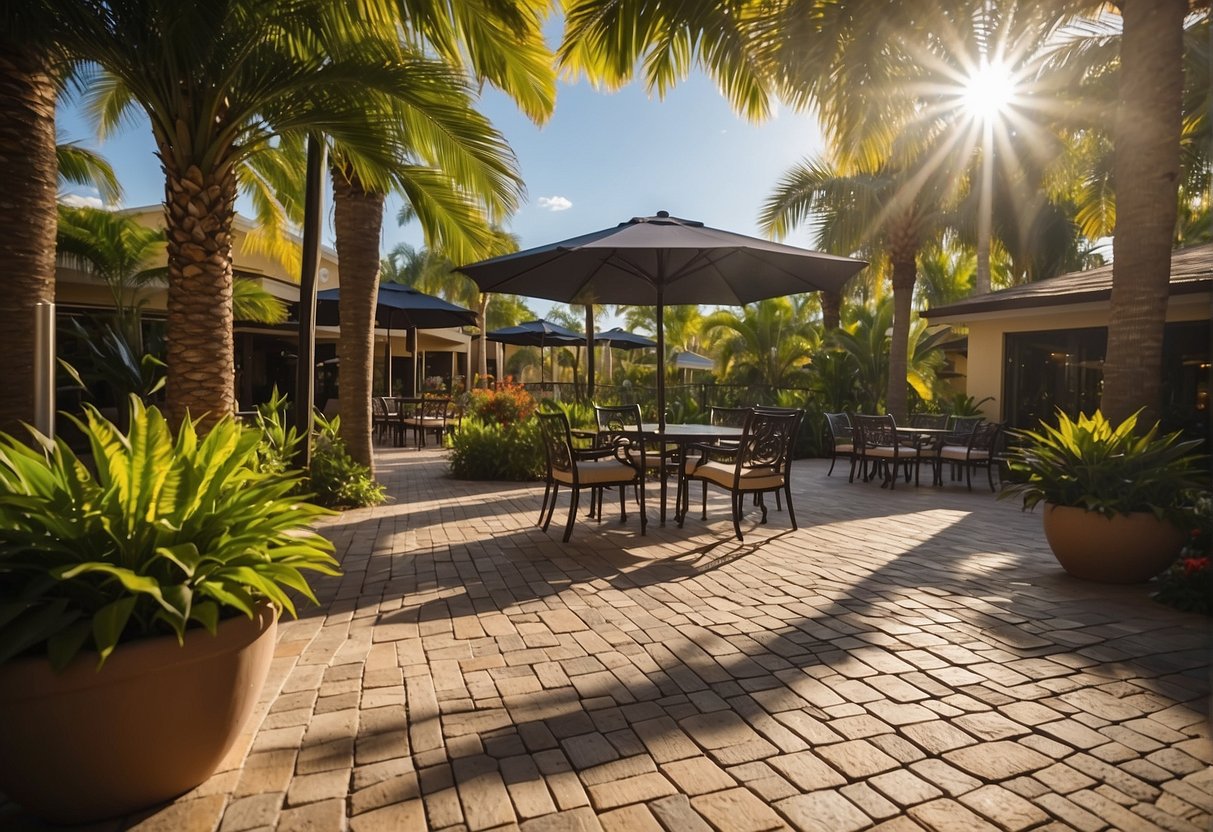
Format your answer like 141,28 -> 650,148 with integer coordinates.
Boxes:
10,447 -> 1212,831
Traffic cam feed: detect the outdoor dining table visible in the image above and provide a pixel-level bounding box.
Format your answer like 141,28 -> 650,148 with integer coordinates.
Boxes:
640,423 -> 744,524
388,397 -> 425,447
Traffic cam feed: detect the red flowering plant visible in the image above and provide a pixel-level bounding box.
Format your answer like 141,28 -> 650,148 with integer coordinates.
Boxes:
466,377 -> 536,427
1154,492 -> 1212,615
449,379 -> 543,481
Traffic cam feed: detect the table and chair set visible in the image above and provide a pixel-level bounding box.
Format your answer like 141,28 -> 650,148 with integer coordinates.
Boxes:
372,396 -> 462,449
535,404 -> 804,543
824,411 -> 1004,492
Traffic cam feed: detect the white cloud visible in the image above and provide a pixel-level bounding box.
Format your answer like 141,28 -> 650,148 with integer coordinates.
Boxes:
537,195 -> 572,212
59,193 -> 107,209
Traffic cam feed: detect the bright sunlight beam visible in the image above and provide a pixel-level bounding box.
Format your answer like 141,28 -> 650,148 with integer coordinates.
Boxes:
962,59 -> 1016,122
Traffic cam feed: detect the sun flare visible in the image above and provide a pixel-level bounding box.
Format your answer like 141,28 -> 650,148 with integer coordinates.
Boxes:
962,59 -> 1015,122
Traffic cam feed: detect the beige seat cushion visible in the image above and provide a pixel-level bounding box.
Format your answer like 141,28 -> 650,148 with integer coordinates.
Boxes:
834,443 -> 854,453
686,460 -> 783,491
554,459 -> 638,485
939,446 -> 990,461
864,445 -> 917,459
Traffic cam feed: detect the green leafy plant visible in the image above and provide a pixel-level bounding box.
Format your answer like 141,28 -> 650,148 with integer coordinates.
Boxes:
308,412 -> 387,508
251,387 -> 301,475
0,398 -> 340,670
448,418 -> 543,481
1002,409 -> 1205,519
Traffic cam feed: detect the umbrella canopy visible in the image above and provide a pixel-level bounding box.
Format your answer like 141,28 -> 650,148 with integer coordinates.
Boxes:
673,351 -> 714,371
459,211 -> 867,426
485,318 -> 584,347
316,282 -> 477,330
486,319 -> 584,384
315,282 -> 476,396
594,327 -> 656,350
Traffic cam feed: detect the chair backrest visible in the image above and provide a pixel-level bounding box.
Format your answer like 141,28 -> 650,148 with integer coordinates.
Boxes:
967,421 -> 1002,454
737,408 -> 802,475
909,413 -> 948,429
824,412 -> 852,444
595,404 -> 641,433
421,397 -> 450,420
947,415 -> 983,436
710,406 -> 751,428
371,397 -> 385,417
853,413 -> 898,448
536,411 -> 575,476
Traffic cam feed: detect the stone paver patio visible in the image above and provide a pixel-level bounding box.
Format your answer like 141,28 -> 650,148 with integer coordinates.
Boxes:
6,446 -> 1211,831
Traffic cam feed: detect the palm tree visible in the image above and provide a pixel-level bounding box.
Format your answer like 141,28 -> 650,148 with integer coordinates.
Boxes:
762,157 -> 950,421
57,0 -> 488,428
701,298 -> 820,396
324,2 -> 553,468
0,7 -> 61,435
1054,0 -> 1192,423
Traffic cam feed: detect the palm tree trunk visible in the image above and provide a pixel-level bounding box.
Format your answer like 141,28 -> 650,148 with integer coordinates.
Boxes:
163,160 -> 238,430
1101,0 -> 1185,425
886,230 -> 918,422
478,293 -> 490,387
331,167 -> 384,472
0,44 -> 56,436
821,290 -> 841,331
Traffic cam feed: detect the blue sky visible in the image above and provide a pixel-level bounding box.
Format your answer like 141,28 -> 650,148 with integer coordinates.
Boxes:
57,67 -> 828,323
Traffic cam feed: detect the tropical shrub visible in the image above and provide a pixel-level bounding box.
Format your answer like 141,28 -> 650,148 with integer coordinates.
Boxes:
1002,409 -> 1205,520
467,378 -> 536,426
308,413 -> 387,508
1154,493 -> 1212,615
448,417 -> 543,481
0,399 -> 339,670
251,387 -> 301,475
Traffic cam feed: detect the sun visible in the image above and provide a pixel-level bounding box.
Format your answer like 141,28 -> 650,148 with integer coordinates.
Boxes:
961,59 -> 1016,122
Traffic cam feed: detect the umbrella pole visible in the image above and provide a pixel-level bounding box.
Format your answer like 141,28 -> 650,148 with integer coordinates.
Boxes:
585,304 -> 595,403
656,285 -> 666,431
384,324 -> 392,396
412,328 -> 419,397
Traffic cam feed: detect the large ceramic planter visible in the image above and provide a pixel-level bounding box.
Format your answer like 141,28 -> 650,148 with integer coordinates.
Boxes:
0,603 -> 277,824
1042,503 -> 1186,584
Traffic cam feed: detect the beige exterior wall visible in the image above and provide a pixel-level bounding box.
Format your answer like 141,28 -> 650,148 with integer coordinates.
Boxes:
932,293 -> 1211,421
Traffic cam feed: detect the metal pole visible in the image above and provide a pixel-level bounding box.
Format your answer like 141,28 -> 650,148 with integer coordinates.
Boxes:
33,301 -> 55,438
584,303 -> 595,401
295,134 -> 326,465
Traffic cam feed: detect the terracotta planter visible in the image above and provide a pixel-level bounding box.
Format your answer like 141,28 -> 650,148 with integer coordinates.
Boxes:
1042,503 -> 1186,584
0,603 -> 277,824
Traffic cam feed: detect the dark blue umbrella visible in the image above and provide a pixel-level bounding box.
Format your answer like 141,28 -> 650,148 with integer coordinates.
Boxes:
594,327 -> 656,350
316,283 -> 477,395
458,210 -> 866,428
487,319 -> 584,383
316,282 -> 477,330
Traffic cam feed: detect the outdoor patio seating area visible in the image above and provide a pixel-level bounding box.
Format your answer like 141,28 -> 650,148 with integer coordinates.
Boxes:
5,447 -> 1208,832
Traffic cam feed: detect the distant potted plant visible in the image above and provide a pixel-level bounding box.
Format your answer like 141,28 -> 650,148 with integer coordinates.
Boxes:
1003,409 -> 1205,583
0,399 -> 340,823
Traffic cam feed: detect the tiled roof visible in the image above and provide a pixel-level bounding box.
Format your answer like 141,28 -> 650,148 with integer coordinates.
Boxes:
922,243 -> 1213,319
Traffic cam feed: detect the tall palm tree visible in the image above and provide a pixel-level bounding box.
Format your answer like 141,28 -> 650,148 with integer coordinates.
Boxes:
1093,0 -> 1190,423
323,0 -> 553,468
59,0 -> 474,428
0,7 -> 61,435
762,157 -> 950,420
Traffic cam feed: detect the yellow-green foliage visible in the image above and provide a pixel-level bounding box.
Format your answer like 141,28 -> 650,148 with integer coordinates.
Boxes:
0,398 -> 340,670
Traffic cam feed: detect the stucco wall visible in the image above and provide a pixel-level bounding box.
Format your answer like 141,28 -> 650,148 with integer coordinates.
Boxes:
943,294 -> 1210,421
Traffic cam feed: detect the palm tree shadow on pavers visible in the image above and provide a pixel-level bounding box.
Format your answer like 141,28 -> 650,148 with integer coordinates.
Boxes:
265,454 -> 1208,832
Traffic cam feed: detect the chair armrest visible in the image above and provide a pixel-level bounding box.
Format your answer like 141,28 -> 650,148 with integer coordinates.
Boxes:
684,441 -> 738,468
